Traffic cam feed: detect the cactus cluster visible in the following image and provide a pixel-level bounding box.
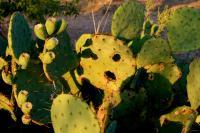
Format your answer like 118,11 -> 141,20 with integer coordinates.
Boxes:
0,0 -> 200,133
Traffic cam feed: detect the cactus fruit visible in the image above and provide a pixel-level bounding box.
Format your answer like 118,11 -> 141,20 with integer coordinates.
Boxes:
8,12 -> 32,59
40,51 -> 56,64
1,70 -> 13,85
187,58 -> 200,110
17,90 -> 28,107
45,17 -> 58,35
111,1 -> 145,40
45,37 -> 59,50
167,7 -> 200,52
0,57 -> 7,70
22,114 -> 31,125
78,35 -> 136,91
15,61 -> 63,124
137,38 -> 174,68
42,31 -> 79,81
56,18 -> 68,35
51,94 -> 100,133
160,106 -> 198,132
34,24 -> 48,40
18,53 -> 30,69
21,102 -> 32,115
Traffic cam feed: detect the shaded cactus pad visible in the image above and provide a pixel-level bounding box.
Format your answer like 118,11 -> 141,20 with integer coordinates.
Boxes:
137,38 -> 173,68
187,58 -> 200,110
15,61 -> 63,124
78,35 -> 136,91
8,12 -> 32,59
51,94 -> 100,133
111,1 -> 145,40
167,7 -> 200,52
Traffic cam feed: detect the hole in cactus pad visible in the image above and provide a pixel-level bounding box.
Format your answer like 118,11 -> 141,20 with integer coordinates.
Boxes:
104,71 -> 116,81
112,54 -> 121,62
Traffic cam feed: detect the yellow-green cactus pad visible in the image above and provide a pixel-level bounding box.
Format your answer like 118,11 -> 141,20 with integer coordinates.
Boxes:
111,1 -> 145,40
79,35 -> 136,91
51,94 -> 100,133
167,7 -> 200,52
187,58 -> 200,110
137,38 -> 174,68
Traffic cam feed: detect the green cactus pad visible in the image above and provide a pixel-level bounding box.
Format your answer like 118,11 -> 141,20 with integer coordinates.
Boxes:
144,73 -> 173,110
147,63 -> 181,84
187,58 -> 200,110
42,31 -> 79,81
137,38 -> 174,68
79,35 -> 136,91
56,18 -> 68,35
8,12 -> 32,59
167,7 -> 200,52
51,94 -> 100,133
111,1 -> 145,40
15,61 -> 63,124
160,106 -> 198,128
0,35 -> 7,57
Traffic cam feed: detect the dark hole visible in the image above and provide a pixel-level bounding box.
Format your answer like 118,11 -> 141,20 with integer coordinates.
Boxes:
112,54 -> 121,62
104,71 -> 116,81
83,39 -> 93,47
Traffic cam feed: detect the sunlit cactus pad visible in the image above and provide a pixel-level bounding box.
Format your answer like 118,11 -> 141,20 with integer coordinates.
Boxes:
78,35 -> 136,91
187,58 -> 200,110
51,94 -> 100,133
167,7 -> 200,52
111,1 -> 144,40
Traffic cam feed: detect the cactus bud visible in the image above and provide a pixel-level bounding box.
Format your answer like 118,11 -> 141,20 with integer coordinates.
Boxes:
21,114 -> 31,125
19,53 -> 30,69
41,52 -> 56,64
34,24 -> 47,40
22,102 -> 32,115
56,18 -> 68,35
45,17 -> 57,35
1,70 -> 13,85
45,37 -> 59,50
17,90 -> 28,107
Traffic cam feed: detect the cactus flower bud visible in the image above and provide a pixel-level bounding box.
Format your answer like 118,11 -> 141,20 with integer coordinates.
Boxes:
45,17 -> 57,35
19,53 -> 30,69
22,102 -> 32,115
45,37 -> 59,50
17,90 -> 28,107
34,24 -> 47,40
22,114 -> 31,125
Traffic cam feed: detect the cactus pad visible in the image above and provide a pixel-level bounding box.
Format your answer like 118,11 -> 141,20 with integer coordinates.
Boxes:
187,58 -> 200,110
0,35 -> 7,57
51,94 -> 100,133
137,38 -> 174,68
15,61 -> 63,124
8,12 -> 32,59
42,31 -> 79,81
111,1 -> 145,40
79,35 -> 136,91
167,7 -> 200,52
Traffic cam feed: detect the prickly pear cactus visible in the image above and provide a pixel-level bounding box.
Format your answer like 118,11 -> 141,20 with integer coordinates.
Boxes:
167,7 -> 200,52
187,58 -> 200,110
137,38 -> 174,68
42,30 -> 79,81
160,106 -> 198,132
51,94 -> 100,133
111,1 -> 145,40
8,12 -> 32,59
78,35 -> 136,91
147,63 -> 181,84
144,73 -> 173,110
15,61 -> 63,124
